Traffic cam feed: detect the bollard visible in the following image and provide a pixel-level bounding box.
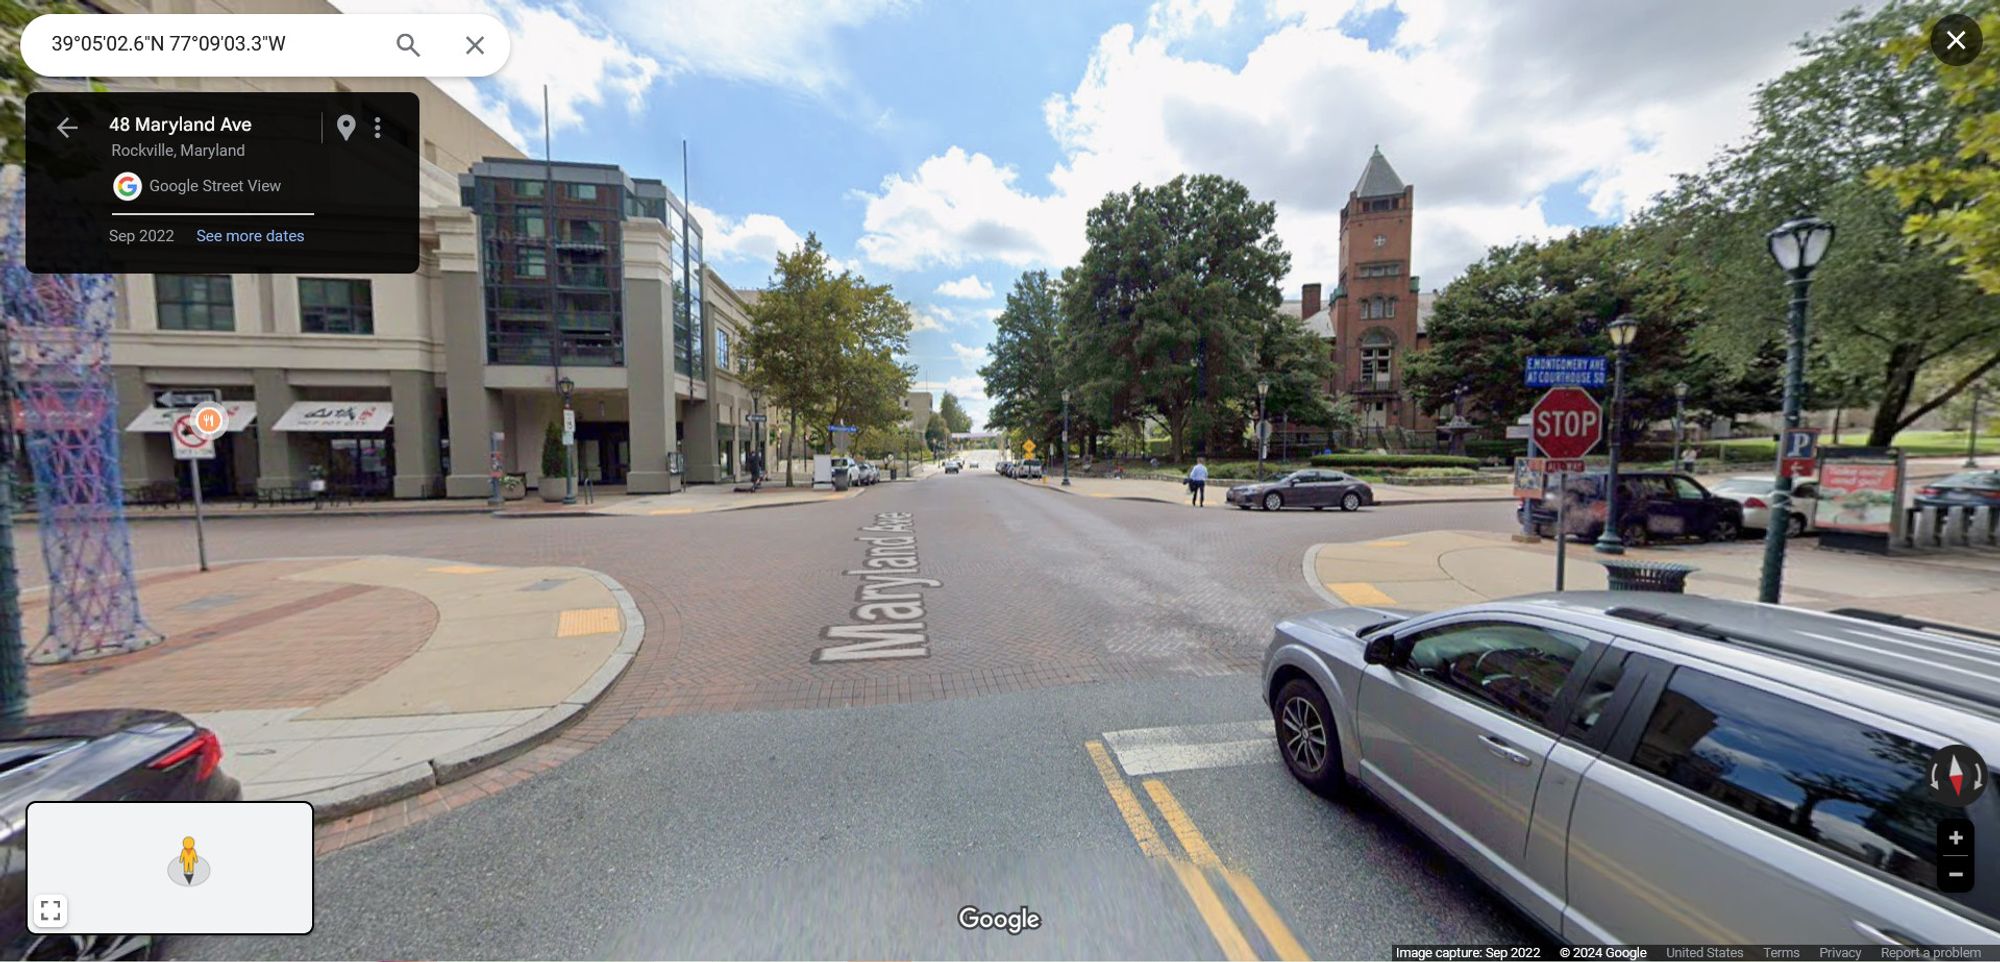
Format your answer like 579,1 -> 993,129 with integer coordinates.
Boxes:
1984,505 -> 2000,547
1951,505 -> 1973,547
1924,505 -> 1944,548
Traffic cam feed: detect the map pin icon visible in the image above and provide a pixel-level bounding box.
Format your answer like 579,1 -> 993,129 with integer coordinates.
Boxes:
336,114 -> 356,142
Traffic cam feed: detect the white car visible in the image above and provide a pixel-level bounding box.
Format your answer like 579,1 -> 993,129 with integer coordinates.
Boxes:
1017,459 -> 1044,479
1711,475 -> 1818,536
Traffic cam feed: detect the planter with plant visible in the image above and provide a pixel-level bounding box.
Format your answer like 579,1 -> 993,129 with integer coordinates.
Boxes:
500,474 -> 527,500
539,420 -> 570,502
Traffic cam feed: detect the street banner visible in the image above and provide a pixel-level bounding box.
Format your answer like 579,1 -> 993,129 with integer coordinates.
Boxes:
1525,356 -> 1608,388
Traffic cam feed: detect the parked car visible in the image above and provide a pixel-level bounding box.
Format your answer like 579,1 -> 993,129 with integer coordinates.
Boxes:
1519,471 -> 1742,546
1262,593 -> 2000,945
854,461 -> 879,485
1018,459 -> 1044,479
944,460 -> 960,474
1916,470 -> 2000,510
1226,469 -> 1373,512
968,461 -> 979,469
1,709 -> 241,960
999,460 -> 1014,476
1710,475 -> 1818,536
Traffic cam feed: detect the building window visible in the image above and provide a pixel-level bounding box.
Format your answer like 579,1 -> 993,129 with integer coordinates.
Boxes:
717,328 -> 731,372
155,275 -> 235,331
519,249 -> 546,279
1359,261 -> 1401,279
1361,330 -> 1393,384
516,179 -> 545,198
515,208 -> 545,239
1386,298 -> 1396,318
299,278 -> 374,335
566,183 -> 598,201
1365,198 -> 1397,212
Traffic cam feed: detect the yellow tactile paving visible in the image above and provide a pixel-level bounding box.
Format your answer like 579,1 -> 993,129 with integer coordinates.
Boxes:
556,607 -> 621,638
1325,582 -> 1397,606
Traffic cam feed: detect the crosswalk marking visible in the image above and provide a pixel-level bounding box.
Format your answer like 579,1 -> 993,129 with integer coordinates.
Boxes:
1101,721 -> 1276,776
1326,581 -> 1396,605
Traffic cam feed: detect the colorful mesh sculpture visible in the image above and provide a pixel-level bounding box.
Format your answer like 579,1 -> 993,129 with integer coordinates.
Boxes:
0,169 -> 160,663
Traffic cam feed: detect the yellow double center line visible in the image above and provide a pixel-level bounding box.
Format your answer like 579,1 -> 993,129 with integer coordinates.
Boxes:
1084,740 -> 1309,961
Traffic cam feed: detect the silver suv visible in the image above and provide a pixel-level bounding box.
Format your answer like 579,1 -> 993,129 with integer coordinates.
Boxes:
1262,592 -> 1999,945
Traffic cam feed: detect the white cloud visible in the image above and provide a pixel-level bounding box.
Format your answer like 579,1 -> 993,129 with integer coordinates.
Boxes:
935,275 -> 996,299
853,0 -> 1858,291
949,341 -> 991,369
909,307 -> 949,332
913,376 -> 994,428
336,0 -> 661,150
603,0 -> 905,96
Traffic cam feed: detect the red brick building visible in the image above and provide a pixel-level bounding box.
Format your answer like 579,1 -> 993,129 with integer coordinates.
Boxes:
1284,148 -> 1438,443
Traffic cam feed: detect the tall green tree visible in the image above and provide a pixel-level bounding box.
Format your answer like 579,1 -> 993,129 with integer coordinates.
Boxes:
1061,174 -> 1290,460
938,392 -> 973,433
1406,226 -> 1770,443
1252,309 -> 1342,436
741,234 -> 914,484
1645,0 -> 2000,445
1871,3 -> 2000,296
978,270 -> 1067,446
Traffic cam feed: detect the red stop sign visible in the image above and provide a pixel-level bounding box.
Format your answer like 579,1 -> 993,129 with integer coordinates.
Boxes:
1530,386 -> 1603,461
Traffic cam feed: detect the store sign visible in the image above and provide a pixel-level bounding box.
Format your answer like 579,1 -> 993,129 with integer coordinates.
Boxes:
125,401 -> 256,433
272,401 -> 394,432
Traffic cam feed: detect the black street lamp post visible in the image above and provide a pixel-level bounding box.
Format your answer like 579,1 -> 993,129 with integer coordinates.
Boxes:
1672,381 -> 1689,471
1256,376 -> 1271,481
1594,315 -> 1640,555
1061,388 -> 1072,486
1968,387 -> 1984,469
1758,216 -> 1834,604
558,375 -> 577,505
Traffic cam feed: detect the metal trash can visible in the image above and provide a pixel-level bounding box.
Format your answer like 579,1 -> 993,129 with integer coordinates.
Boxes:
833,467 -> 850,491
1597,560 -> 1698,593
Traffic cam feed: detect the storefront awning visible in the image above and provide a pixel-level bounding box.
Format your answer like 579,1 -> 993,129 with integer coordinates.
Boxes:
124,401 -> 258,433
272,401 -> 393,432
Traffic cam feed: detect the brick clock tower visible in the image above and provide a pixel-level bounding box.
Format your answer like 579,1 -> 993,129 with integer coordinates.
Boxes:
1329,147 -> 1430,432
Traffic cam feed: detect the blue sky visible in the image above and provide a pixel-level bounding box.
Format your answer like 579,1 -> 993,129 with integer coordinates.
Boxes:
369,0 -> 1868,426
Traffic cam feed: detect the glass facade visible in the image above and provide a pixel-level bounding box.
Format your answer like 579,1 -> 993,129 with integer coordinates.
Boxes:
467,164 -> 705,376
299,278 -> 373,334
472,168 -> 625,367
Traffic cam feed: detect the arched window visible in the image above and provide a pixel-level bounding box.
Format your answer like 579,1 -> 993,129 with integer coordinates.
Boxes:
1360,328 -> 1395,386
1386,298 -> 1396,318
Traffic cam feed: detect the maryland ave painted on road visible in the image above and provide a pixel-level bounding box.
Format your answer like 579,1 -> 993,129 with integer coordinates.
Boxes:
814,511 -> 935,662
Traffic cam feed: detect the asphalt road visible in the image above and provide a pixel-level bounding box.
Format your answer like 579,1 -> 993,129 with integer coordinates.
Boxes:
150,472 -> 1535,959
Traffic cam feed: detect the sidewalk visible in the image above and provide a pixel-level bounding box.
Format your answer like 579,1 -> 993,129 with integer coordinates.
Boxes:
25,555 -> 640,819
583,481 -> 869,517
1306,529 -> 2000,624
1016,473 -> 1518,507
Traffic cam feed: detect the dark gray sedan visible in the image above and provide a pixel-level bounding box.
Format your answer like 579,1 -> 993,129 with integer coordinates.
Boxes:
1225,469 -> 1373,512
1915,470 -> 2000,510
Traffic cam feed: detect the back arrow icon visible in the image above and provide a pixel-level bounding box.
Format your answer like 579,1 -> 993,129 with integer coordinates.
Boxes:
56,118 -> 76,138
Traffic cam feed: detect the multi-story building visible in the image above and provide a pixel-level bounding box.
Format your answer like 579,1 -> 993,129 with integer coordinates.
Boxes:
1282,147 -> 1439,444
103,7 -> 754,498
901,391 -> 934,435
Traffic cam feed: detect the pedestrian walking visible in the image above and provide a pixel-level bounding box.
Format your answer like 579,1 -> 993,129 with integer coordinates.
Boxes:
1187,457 -> 1208,507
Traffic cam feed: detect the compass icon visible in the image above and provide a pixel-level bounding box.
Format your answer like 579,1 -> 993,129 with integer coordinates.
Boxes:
1929,745 -> 1988,808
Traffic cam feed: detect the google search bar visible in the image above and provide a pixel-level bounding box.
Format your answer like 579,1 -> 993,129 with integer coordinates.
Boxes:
22,14 -> 509,78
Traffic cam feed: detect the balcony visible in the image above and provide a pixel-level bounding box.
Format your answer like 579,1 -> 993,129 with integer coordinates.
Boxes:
1348,377 -> 1398,395
488,328 -> 624,367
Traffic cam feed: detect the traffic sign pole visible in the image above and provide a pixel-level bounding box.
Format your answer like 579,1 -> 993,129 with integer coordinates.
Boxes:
189,452 -> 208,572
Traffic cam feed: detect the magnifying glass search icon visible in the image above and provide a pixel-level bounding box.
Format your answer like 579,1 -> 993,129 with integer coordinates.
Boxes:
396,33 -> 420,56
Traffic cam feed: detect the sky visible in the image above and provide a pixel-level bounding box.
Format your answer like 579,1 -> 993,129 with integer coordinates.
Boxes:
344,0 -> 1878,428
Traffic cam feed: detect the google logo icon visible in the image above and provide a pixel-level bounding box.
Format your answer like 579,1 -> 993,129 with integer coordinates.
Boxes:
112,172 -> 142,202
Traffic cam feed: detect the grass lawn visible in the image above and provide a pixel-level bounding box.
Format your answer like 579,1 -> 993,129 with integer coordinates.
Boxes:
1706,429 -> 1998,459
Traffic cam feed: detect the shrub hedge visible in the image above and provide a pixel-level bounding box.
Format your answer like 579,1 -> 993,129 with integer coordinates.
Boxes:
1309,453 -> 1480,470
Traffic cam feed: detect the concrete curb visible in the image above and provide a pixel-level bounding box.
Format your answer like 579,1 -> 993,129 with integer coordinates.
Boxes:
296,763 -> 437,823
289,565 -> 647,823
1301,543 -> 1348,609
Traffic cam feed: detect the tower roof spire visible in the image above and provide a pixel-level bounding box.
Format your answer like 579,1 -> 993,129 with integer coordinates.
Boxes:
1355,148 -> 1405,199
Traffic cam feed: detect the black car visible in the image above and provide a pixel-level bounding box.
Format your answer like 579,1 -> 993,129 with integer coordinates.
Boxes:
0,710 -> 240,960
1519,471 -> 1743,545
1226,469 -> 1374,512
1915,470 -> 2000,510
